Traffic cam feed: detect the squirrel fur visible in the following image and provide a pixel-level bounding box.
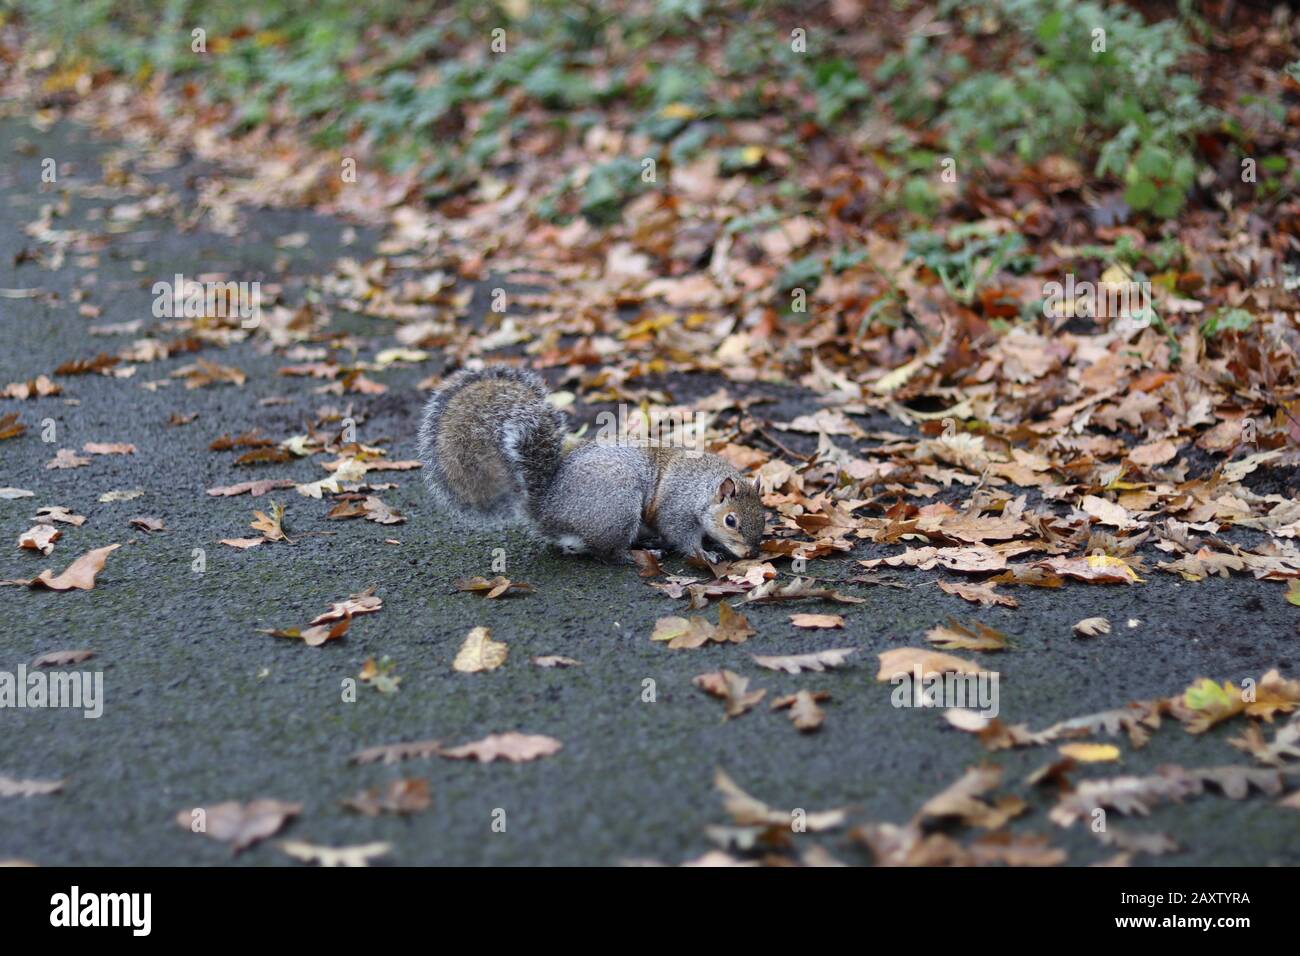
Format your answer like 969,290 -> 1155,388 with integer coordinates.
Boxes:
417,366 -> 765,563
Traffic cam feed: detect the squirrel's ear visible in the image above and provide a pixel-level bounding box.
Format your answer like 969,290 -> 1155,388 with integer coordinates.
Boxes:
716,477 -> 736,502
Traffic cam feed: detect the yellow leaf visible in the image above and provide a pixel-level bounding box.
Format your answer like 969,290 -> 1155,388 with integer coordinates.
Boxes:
453,627 -> 507,673
1058,743 -> 1121,763
659,102 -> 698,120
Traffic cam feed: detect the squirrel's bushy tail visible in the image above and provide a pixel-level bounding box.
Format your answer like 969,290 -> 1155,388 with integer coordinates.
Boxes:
417,366 -> 567,525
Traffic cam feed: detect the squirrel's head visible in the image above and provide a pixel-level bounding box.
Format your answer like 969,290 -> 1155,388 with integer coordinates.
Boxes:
706,475 -> 764,559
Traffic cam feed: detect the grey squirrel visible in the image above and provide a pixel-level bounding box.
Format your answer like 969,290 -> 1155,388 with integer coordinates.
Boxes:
417,366 -> 765,564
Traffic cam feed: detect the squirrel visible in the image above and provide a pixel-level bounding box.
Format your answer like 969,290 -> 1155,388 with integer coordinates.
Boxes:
417,365 -> 765,564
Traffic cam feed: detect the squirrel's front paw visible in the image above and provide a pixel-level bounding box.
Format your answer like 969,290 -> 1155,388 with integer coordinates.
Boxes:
698,548 -> 721,564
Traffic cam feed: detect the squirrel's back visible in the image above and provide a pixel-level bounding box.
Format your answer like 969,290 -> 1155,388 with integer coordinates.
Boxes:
416,366 -> 567,525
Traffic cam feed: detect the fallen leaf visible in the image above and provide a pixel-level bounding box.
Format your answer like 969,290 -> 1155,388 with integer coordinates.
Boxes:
877,647 -> 988,682
0,775 -> 64,797
83,442 -> 136,455
532,655 -> 581,668
342,778 -> 431,816
17,524 -> 60,555
1058,743 -> 1122,763
453,626 -> 508,672
279,840 -> 390,867
31,649 -> 94,667
751,648 -> 857,674
46,448 -> 90,469
452,576 -> 534,599
789,613 -> 844,629
206,479 -> 297,497
924,619 -> 1008,651
1073,617 -> 1111,637
350,739 -> 442,766
693,669 -> 767,718
771,689 -> 827,732
440,732 -> 561,763
1,543 -> 120,591
175,799 -> 301,852
249,501 -> 288,542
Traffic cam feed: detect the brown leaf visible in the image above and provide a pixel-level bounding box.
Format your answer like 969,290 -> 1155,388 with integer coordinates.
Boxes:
175,799 -> 300,852
342,778 -> 432,816
937,580 -> 1018,608
440,732 -> 562,763
751,648 -> 857,674
771,689 -> 827,732
45,448 -> 90,469
916,765 -> 1026,830
876,647 -> 989,682
17,524 -> 60,555
1,543 -> 120,591
261,616 -> 351,647
349,739 -> 442,766
206,479 -> 296,497
0,413 -> 25,441
235,447 -> 293,466
31,649 -> 94,668
128,516 -> 166,534
310,588 -> 382,624
83,442 -> 136,455
693,669 -> 766,718
789,613 -> 845,629
249,501 -> 287,542
34,506 -> 85,526
1,375 -> 60,399
924,618 -> 1008,651
629,549 -> 663,577
452,576 -> 533,599
532,655 -> 581,668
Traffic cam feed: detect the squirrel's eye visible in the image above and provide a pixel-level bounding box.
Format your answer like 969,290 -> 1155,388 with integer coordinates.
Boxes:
724,513 -> 738,528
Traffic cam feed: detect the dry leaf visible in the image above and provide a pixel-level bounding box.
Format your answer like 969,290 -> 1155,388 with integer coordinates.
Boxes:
1073,617 -> 1111,637
751,648 -> 857,674
789,613 -> 844,629
279,840 -> 390,867
1,543 -> 120,591
31,649 -> 94,667
83,442 -> 136,455
533,655 -> 581,668
924,618 -> 1008,651
175,799 -> 300,852
877,647 -> 989,683
693,669 -> 767,718
0,775 -> 64,797
18,524 -> 60,555
349,739 -> 442,766
46,448 -> 90,469
440,732 -> 561,763
771,689 -> 827,732
342,778 -> 431,816
1058,742 -> 1122,763
453,626 -> 508,672
452,576 -> 534,599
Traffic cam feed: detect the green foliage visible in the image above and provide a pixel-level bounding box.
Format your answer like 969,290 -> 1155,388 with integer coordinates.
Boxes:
936,0 -> 1213,218
1200,307 -> 1255,338
904,225 -> 1036,305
